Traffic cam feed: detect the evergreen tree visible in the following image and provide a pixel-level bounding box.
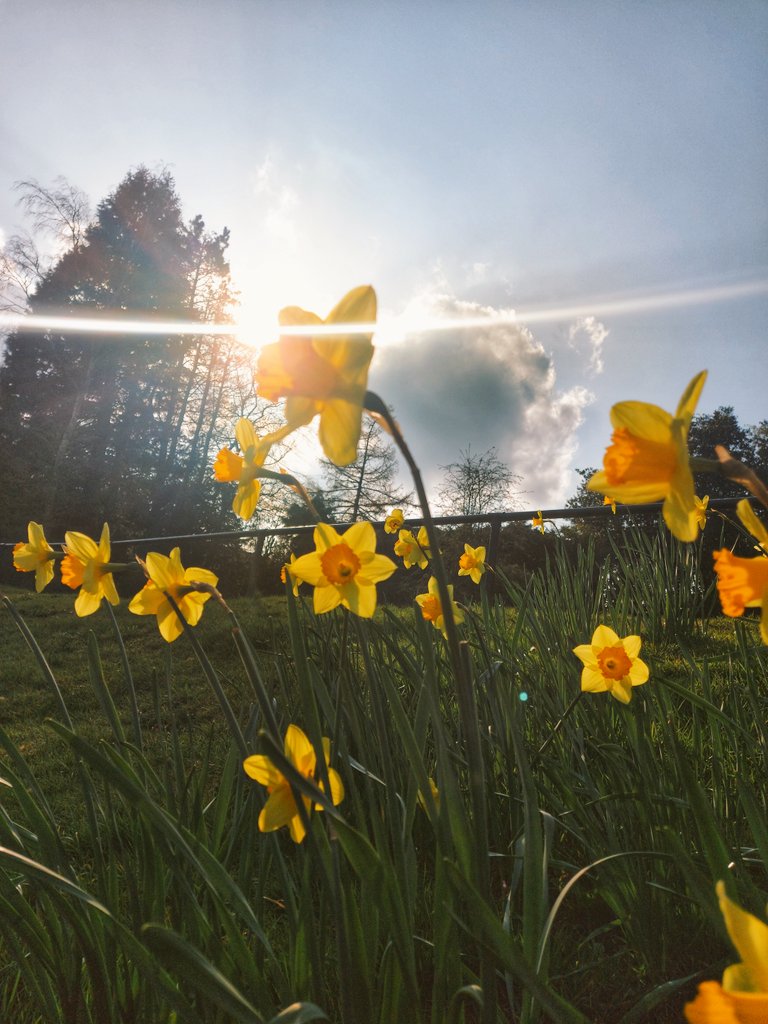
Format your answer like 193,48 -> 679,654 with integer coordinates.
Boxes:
0,168 -> 260,546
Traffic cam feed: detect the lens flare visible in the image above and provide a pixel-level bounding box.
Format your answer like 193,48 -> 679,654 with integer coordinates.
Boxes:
1,277 -> 765,344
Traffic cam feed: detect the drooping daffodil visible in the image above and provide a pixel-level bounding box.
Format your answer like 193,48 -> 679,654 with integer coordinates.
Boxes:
213,418 -> 270,520
243,724 -> 344,844
384,508 -> 405,534
256,285 -> 376,466
61,523 -> 120,617
13,521 -> 56,592
129,547 -> 218,643
587,370 -> 707,542
394,526 -> 430,569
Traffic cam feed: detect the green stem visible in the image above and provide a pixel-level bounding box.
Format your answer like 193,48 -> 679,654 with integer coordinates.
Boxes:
530,691 -> 584,770
365,391 -> 495,1022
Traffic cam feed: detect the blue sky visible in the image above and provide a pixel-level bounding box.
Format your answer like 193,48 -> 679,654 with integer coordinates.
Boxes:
1,0 -> 766,505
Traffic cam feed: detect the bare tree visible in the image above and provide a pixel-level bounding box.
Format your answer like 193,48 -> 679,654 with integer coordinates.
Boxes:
14,177 -> 91,250
436,445 -> 523,516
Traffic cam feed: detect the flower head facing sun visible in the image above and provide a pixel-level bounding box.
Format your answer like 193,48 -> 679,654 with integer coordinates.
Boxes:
289,522 -> 396,618
13,521 -> 56,592
587,371 -> 707,542
243,723 -> 344,844
256,285 -> 376,466
384,508 -> 405,534
572,624 -> 649,704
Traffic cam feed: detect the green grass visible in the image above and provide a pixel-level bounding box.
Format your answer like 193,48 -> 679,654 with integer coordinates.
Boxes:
0,527 -> 766,1023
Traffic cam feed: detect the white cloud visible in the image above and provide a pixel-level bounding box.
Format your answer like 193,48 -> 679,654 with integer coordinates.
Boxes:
568,315 -> 609,374
371,288 -> 593,507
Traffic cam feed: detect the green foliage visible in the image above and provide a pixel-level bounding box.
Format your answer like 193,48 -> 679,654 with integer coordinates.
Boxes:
1,520 -> 766,1022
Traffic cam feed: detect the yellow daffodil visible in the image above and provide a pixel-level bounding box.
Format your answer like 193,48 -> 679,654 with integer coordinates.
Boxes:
13,522 -> 56,592
713,500 -> 768,645
384,508 -> 405,534
289,522 -> 396,618
213,418 -> 270,520
572,624 -> 649,704
587,370 -> 707,542
458,543 -> 486,584
128,548 -> 218,643
532,511 -> 544,533
280,553 -> 301,597
417,777 -> 440,815
394,526 -> 431,569
243,724 -> 344,844
256,285 -> 376,466
415,576 -> 464,637
695,494 -> 710,530
684,881 -> 768,1023
603,496 -> 617,515
61,524 -> 120,617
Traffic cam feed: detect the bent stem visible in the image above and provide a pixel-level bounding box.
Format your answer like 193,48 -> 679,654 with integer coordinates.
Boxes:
364,391 -> 495,1020
530,691 -> 583,770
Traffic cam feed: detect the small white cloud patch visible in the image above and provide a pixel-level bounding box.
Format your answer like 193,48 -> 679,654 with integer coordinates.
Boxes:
568,315 -> 609,374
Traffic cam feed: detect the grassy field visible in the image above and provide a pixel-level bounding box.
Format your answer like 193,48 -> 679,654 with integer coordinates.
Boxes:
0,529 -> 766,1023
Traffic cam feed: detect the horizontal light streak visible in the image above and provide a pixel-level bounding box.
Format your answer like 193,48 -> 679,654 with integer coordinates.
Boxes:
1,277 -> 766,341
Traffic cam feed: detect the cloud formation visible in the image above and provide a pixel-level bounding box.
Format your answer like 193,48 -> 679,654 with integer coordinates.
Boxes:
371,290 -> 593,507
568,315 -> 609,374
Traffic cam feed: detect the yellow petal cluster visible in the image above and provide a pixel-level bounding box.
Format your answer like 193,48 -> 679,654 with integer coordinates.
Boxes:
128,548 -> 218,643
13,521 -> 56,593
289,522 -> 396,618
415,576 -> 464,637
256,285 -> 376,466
384,508 -> 405,534
213,418 -> 270,521
280,553 -> 301,597
587,371 -> 707,542
572,624 -> 649,704
394,526 -> 430,569
243,724 -> 344,844
458,543 -> 486,584
713,500 -> 768,645
684,882 -> 768,1023
532,511 -> 544,533
61,524 -> 120,617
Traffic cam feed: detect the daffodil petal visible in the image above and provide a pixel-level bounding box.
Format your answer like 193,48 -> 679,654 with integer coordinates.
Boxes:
64,531 -> 99,563
622,635 -> 642,659
233,480 -> 261,521
235,417 -> 257,454
717,881 -> 768,992
284,724 -> 314,769
157,602 -> 184,643
35,560 -> 55,593
74,588 -> 102,617
341,580 -> 377,618
343,521 -> 376,554
318,399 -> 364,466
610,401 -> 673,443
101,573 -> 120,607
581,667 -> 609,693
129,583 -> 164,616
314,583 -> 342,615
629,658 -> 650,685
357,551 -> 397,584
591,624 -> 620,649
610,678 -> 633,703
243,754 -> 283,787
674,370 -> 707,426
145,551 -> 176,590
259,786 -> 298,833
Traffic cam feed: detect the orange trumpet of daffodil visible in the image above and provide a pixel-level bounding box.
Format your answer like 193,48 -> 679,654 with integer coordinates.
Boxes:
256,284 -> 376,466
684,881 -> 768,1023
13,521 -> 56,592
572,624 -> 649,704
61,523 -> 120,617
713,499 -> 768,645
415,576 -> 464,637
289,522 -> 396,618
243,724 -> 344,844
128,548 -> 219,643
587,370 -> 707,542
213,418 -> 270,521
